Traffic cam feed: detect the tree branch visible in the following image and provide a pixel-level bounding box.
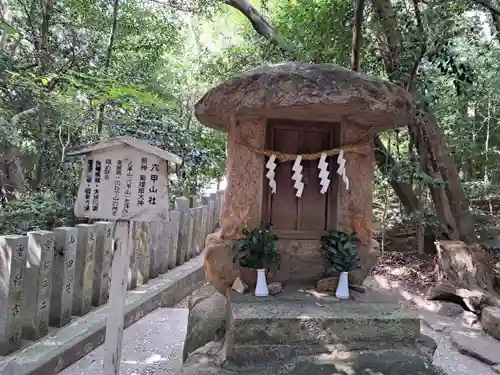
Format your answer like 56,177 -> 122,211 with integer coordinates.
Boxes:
472,0 -> 500,16
224,0 -> 277,41
407,0 -> 427,92
350,0 -> 365,72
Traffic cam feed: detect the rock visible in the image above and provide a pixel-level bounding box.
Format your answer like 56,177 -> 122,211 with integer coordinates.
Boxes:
268,282 -> 283,295
437,302 -> 464,317
493,364 -> 500,374
231,277 -> 247,294
482,307 -> 500,341
415,334 -> 438,358
451,329 -> 500,365
350,238 -> 380,285
195,62 -> 414,132
317,277 -> 338,292
203,231 -> 239,296
182,285 -> 228,363
462,311 -> 481,329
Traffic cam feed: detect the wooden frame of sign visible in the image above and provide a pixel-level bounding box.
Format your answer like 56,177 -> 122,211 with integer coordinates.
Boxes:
68,136 -> 182,375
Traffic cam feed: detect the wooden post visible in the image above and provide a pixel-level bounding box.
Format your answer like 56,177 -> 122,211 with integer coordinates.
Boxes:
92,222 -> 113,306
0,235 -> 28,355
24,230 -> 55,340
50,227 -> 78,327
66,136 -> 182,375
103,221 -> 131,375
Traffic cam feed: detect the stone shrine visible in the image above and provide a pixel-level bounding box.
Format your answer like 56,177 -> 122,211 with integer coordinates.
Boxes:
179,62 -> 445,374
196,62 -> 415,293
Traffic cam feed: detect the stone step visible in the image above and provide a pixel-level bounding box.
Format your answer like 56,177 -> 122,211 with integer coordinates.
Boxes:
225,300 -> 421,364
183,349 -> 444,375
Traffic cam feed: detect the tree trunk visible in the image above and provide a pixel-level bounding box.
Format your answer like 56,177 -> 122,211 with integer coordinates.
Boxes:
372,0 -> 477,243
96,0 -> 120,135
374,136 -> 419,213
428,240 -> 500,315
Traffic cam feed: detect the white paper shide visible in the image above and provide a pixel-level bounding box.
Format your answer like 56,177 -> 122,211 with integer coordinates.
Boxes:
317,152 -> 330,194
266,154 -> 277,194
337,150 -> 349,191
292,155 -> 304,198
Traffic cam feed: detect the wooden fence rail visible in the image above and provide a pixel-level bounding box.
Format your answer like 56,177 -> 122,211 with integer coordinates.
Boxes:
0,191 -> 223,357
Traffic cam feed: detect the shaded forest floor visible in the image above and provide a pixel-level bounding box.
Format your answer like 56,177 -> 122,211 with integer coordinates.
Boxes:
372,196 -> 500,297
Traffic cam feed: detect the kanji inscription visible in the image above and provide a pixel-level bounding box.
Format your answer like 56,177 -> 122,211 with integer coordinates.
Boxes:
74,147 -> 169,222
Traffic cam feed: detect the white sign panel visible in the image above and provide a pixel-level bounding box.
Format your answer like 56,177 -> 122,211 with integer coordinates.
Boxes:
74,147 -> 169,222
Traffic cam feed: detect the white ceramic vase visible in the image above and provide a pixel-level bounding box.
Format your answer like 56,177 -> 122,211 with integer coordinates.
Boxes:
254,268 -> 269,297
335,271 -> 350,300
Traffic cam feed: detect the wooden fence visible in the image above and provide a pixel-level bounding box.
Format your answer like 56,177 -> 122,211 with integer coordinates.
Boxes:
0,191 -> 223,357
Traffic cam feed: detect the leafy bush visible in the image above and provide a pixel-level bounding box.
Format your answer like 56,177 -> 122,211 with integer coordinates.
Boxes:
0,192 -> 79,235
233,223 -> 281,270
321,229 -> 361,273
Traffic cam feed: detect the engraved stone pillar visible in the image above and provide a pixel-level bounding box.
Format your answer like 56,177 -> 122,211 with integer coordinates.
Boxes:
186,208 -> 196,260
128,221 -> 139,290
24,231 -> 55,340
210,193 -> 217,230
148,222 -> 160,278
0,235 -> 28,355
168,211 -> 180,269
73,224 -> 96,316
136,222 -> 150,284
175,197 -> 189,265
92,222 -> 113,306
50,227 -> 78,327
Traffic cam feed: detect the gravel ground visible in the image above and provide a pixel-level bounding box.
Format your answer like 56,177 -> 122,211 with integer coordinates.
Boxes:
423,325 -> 497,375
59,297 -> 190,375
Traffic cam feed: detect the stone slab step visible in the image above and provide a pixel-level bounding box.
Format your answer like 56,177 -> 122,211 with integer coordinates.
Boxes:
183,349 -> 445,375
226,300 -> 420,361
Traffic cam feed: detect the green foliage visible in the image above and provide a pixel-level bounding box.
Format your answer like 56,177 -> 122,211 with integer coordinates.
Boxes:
321,229 -> 361,273
0,192 -> 79,235
233,223 -> 281,269
0,0 -> 228,234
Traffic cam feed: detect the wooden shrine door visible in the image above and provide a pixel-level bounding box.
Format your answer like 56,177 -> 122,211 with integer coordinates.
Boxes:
262,119 -> 340,239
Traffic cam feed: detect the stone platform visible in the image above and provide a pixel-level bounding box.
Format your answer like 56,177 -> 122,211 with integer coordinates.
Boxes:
224,283 -> 421,365
181,282 -> 444,375
226,300 -> 420,364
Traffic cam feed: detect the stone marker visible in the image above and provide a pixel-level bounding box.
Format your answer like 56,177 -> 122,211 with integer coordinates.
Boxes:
92,222 -> 113,306
169,211 -> 180,269
175,197 -> 190,265
187,208 -> 196,260
0,235 -> 28,355
148,221 -> 160,278
24,230 -> 55,340
73,224 -> 96,316
50,227 -> 78,327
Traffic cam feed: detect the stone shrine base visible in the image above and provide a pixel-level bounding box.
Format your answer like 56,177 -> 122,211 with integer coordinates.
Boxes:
180,282 -> 445,375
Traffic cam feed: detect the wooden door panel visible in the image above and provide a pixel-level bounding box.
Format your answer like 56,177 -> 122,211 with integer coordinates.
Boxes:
299,129 -> 331,231
270,127 -> 300,230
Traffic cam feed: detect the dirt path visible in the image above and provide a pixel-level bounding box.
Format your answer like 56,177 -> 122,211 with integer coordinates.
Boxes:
367,247 -> 500,375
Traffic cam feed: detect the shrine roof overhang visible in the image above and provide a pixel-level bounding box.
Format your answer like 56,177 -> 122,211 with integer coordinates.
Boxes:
194,62 -> 416,133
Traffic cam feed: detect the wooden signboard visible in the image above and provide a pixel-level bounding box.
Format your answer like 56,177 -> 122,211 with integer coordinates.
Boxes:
68,136 -> 181,375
